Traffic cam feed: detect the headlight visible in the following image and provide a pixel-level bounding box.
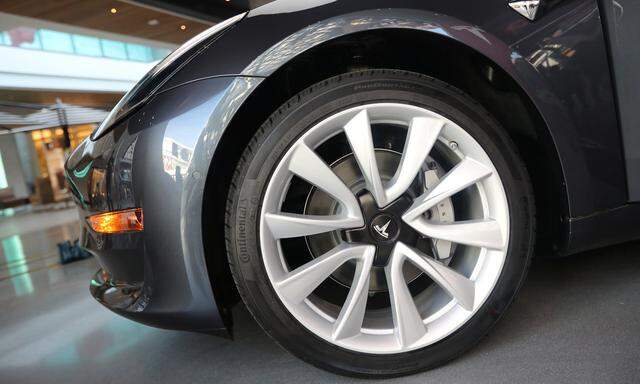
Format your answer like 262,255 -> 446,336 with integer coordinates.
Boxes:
91,12 -> 246,140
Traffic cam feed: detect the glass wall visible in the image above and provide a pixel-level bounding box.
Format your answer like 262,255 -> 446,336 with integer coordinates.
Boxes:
0,27 -> 171,63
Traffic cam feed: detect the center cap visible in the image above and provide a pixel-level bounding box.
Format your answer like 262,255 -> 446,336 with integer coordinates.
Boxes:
343,192 -> 417,268
369,213 -> 399,243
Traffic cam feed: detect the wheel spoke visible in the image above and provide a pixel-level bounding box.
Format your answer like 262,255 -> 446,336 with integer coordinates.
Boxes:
275,244 -> 373,304
332,246 -> 375,340
344,110 -> 386,206
287,143 -> 362,219
386,244 -> 427,348
399,243 -> 475,311
408,218 -> 505,250
386,117 -> 444,202
402,157 -> 492,222
264,213 -> 362,239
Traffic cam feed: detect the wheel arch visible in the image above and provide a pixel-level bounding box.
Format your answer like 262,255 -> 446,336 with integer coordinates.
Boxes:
202,22 -> 570,319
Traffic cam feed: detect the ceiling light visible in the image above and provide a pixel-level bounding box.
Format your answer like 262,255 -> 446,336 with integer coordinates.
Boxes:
147,19 -> 159,26
180,24 -> 187,30
110,7 -> 117,14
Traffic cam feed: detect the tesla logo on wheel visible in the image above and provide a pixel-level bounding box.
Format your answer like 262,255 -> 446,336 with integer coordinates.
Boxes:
373,220 -> 391,239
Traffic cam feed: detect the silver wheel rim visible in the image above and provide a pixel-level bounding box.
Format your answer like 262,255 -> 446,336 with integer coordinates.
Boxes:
260,103 -> 510,354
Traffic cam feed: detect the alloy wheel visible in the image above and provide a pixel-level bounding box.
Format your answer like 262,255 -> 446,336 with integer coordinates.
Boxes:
260,103 -> 510,354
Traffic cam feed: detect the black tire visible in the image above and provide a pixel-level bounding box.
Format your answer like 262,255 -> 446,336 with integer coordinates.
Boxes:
225,69 -> 535,377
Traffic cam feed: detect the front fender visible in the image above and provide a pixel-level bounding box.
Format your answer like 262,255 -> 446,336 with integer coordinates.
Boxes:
66,75 -> 262,332
165,0 -> 624,221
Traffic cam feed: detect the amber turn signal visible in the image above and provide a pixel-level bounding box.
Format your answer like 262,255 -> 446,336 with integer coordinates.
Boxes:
87,208 -> 144,234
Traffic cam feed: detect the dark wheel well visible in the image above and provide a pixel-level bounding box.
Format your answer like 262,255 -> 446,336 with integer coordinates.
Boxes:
202,28 -> 569,316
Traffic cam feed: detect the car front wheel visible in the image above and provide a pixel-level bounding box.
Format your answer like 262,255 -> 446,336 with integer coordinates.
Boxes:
225,69 -> 535,377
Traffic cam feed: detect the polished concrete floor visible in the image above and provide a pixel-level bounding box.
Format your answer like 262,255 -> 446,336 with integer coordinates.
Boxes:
1,208 -> 640,383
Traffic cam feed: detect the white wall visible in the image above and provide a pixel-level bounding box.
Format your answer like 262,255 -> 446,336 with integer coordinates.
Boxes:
0,134 -> 29,198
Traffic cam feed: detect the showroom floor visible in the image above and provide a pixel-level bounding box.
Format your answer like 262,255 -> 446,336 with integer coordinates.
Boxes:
1,209 -> 639,384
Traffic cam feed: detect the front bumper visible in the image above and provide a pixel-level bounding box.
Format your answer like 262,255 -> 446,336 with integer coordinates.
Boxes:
65,75 -> 263,333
